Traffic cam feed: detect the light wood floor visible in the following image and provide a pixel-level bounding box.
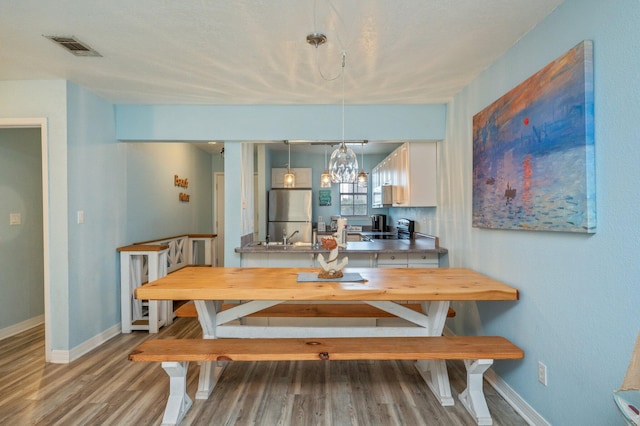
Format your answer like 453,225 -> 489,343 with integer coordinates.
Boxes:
0,318 -> 528,425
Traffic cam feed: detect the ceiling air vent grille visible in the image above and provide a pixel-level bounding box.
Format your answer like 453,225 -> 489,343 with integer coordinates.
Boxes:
44,35 -> 102,57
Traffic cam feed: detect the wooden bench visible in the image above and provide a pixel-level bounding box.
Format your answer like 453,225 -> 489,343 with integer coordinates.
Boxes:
129,336 -> 523,426
175,301 -> 456,319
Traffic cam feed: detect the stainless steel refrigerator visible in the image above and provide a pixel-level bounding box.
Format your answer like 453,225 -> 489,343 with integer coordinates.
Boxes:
268,189 -> 312,243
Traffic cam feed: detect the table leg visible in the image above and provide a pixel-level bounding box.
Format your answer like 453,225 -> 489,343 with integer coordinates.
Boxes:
193,300 -> 226,399
416,360 -> 455,406
416,300 -> 454,406
458,359 -> 494,426
160,361 -> 192,426
194,300 -> 221,339
423,300 -> 450,336
195,361 -> 228,399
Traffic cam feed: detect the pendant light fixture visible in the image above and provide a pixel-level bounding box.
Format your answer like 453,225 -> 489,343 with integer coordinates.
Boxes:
329,51 -> 358,183
357,141 -> 368,187
284,142 -> 295,188
320,144 -> 331,187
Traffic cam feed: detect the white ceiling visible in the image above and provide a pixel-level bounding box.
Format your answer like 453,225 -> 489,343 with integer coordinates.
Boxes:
1,0 -> 563,155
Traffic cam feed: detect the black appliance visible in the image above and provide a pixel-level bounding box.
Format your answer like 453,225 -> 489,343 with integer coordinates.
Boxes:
371,214 -> 387,232
396,218 -> 415,240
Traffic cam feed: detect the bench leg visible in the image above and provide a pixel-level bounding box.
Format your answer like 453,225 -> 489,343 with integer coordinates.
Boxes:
195,361 -> 228,400
161,361 -> 192,426
458,359 -> 493,426
415,360 -> 454,406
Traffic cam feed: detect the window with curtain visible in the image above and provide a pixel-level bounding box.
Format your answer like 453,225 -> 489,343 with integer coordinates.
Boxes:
339,182 -> 368,216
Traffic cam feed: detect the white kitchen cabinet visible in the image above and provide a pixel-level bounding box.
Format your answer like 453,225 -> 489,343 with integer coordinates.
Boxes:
380,157 -> 393,186
240,252 -> 315,267
392,142 -> 437,207
407,252 -> 439,268
371,142 -> 437,208
391,144 -> 408,206
345,253 -> 376,267
375,252 -> 439,268
271,168 -> 312,188
376,252 -> 408,268
370,164 -> 380,189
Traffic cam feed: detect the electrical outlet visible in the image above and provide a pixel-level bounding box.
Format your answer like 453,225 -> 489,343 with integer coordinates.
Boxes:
538,361 -> 548,386
9,213 -> 21,225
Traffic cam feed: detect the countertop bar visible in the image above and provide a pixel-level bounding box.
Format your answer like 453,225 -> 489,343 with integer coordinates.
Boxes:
235,235 -> 448,255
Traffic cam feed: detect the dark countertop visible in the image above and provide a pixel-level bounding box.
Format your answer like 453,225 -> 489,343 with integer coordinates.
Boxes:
359,231 -> 397,238
236,235 -> 448,256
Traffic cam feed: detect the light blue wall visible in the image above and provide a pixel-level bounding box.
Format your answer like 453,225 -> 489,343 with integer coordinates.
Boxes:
125,143 -> 213,243
441,0 -> 640,424
0,128 -> 44,329
66,82 -> 126,347
0,80 -> 70,350
115,104 -> 446,141
223,143 -> 243,266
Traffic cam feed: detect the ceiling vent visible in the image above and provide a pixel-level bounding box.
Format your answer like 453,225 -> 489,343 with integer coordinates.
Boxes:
44,35 -> 102,57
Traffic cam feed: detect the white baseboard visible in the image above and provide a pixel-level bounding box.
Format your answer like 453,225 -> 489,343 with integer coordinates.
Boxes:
484,368 -> 550,426
0,315 -> 44,340
49,323 -> 122,364
443,326 -> 549,426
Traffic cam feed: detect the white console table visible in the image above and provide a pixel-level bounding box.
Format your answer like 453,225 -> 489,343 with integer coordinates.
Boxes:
118,244 -> 170,333
118,234 -> 217,333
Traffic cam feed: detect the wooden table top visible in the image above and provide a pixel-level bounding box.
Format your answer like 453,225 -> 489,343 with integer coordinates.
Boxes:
135,267 -> 519,302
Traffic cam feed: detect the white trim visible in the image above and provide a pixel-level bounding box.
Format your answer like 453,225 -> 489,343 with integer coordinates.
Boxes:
49,323 -> 122,364
49,349 -> 71,364
443,326 -> 549,426
484,368 -> 551,426
0,315 -> 44,341
0,118 -> 51,362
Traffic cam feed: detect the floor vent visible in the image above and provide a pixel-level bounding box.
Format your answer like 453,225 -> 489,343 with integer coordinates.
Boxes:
44,35 -> 102,57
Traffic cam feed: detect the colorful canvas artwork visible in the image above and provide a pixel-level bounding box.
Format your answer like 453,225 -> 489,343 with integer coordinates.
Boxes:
472,40 -> 596,233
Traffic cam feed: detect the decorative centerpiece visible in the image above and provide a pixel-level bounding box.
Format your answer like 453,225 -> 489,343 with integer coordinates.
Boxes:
317,236 -> 348,279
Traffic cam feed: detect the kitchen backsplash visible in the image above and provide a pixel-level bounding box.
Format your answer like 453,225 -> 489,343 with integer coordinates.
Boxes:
388,207 -> 437,235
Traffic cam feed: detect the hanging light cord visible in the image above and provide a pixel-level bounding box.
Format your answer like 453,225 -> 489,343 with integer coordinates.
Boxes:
312,0 -> 347,81
341,51 -> 346,147
324,144 -> 328,169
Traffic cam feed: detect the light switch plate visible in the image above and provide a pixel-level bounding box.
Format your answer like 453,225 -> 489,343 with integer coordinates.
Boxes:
77,210 -> 84,224
10,213 -> 21,225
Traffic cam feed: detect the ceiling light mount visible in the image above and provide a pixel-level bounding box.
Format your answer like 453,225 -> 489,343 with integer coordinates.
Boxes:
306,33 -> 327,48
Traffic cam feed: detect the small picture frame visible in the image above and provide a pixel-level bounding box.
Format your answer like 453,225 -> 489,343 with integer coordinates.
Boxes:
319,189 -> 332,206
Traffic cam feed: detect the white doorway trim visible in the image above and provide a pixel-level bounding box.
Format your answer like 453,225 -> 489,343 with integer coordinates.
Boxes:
0,117 -> 51,362
214,172 -> 225,266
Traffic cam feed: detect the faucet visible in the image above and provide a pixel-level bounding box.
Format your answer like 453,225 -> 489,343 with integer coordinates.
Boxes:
284,230 -> 299,245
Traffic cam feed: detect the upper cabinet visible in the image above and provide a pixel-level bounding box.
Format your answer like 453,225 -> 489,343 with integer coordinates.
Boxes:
373,142 -> 437,207
271,168 -> 312,188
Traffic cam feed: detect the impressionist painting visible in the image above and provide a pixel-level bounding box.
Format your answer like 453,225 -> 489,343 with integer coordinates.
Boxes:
472,40 -> 595,233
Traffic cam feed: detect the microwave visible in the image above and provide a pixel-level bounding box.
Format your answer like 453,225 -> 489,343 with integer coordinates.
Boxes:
372,185 -> 393,208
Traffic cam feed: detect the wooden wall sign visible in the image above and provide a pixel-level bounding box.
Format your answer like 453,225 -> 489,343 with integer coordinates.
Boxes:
175,174 -> 190,202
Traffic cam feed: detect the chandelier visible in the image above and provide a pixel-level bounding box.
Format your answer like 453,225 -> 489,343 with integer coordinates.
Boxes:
328,51 -> 358,183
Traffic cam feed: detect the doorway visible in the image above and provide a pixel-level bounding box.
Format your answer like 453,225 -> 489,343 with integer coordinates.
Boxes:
0,118 -> 51,361
214,172 -> 225,266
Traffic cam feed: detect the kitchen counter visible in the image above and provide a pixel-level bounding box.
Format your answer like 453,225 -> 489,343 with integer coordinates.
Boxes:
359,231 -> 397,239
236,234 -> 447,255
